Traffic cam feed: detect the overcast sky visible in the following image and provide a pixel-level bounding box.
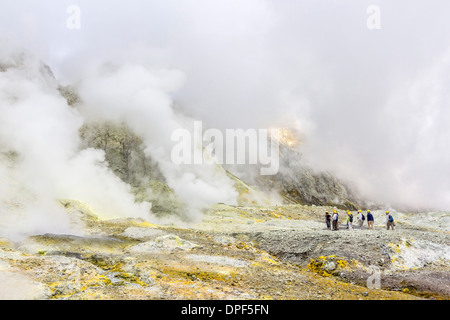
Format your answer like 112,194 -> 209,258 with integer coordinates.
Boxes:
1,0 -> 450,211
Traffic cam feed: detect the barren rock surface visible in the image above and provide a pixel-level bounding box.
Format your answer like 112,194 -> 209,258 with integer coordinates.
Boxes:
0,202 -> 448,300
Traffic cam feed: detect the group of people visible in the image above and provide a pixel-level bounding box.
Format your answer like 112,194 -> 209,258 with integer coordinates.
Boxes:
325,209 -> 395,231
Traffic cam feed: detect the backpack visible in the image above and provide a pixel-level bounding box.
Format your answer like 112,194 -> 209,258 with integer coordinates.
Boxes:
349,214 -> 353,223
388,215 -> 394,223
362,214 -> 365,221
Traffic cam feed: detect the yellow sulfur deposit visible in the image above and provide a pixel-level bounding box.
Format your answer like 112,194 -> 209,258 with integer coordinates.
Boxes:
307,255 -> 353,277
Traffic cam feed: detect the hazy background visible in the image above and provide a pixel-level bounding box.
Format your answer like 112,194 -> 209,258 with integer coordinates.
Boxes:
1,0 -> 450,211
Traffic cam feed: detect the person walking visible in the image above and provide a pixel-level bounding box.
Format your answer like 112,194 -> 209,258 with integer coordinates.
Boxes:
357,210 -> 365,229
325,211 -> 331,230
332,210 -> 339,231
367,210 -> 374,229
386,211 -> 395,230
346,211 -> 353,230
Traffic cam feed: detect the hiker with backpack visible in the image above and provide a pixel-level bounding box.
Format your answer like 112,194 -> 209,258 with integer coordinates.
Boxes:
367,210 -> 374,229
346,211 -> 353,230
332,210 -> 339,231
386,211 -> 395,230
325,211 -> 331,230
357,210 -> 365,229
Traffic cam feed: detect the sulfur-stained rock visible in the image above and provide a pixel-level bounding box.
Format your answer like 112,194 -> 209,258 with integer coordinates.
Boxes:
128,234 -> 199,254
119,227 -> 165,240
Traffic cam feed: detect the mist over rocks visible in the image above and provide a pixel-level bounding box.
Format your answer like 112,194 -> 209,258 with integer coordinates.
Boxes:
0,41 -> 427,244
0,45 -> 153,240
2,1 -> 450,213
0,43 -> 240,239
241,143 -> 361,209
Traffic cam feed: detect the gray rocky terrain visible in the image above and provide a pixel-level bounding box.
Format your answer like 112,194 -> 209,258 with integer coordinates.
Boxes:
0,201 -> 448,300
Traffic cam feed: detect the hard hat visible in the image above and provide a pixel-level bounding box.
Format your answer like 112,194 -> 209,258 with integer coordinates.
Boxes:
367,210 -> 370,212
358,210 -> 362,212
386,211 -> 389,213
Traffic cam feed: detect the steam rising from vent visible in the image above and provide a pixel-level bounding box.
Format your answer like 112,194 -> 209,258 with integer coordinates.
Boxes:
0,42 -> 239,239
0,45 -> 156,240
270,128 -> 302,148
76,62 -> 238,218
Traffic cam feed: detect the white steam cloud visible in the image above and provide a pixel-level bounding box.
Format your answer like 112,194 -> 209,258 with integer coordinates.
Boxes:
0,38 -> 238,239
1,0 -> 450,239
76,62 -> 238,217
0,42 -> 152,240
